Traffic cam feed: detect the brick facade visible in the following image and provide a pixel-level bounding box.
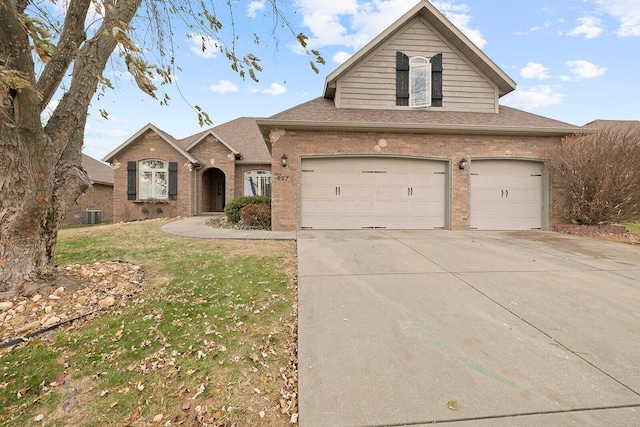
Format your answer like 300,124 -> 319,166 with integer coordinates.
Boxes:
109,129 -> 273,223
63,183 -> 114,225
269,129 -> 570,231
112,130 -> 195,222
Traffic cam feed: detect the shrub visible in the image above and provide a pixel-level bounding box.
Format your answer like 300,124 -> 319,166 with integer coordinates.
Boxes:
224,195 -> 270,223
240,204 -> 271,229
553,123 -> 640,225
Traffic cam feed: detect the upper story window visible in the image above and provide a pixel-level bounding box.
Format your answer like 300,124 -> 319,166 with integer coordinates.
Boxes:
410,57 -> 431,107
244,170 -> 272,197
139,159 -> 168,199
396,52 -> 443,108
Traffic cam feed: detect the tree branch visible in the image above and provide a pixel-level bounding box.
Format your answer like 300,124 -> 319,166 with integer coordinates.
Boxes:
44,0 -> 143,157
37,0 -> 92,110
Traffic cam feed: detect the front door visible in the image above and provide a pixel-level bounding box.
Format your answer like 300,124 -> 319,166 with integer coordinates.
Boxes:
202,168 -> 226,213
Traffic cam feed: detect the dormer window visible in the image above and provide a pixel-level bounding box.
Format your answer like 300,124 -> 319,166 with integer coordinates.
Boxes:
410,57 -> 431,107
396,52 -> 443,107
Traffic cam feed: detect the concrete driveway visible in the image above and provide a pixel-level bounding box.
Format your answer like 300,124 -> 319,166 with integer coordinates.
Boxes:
297,230 -> 640,426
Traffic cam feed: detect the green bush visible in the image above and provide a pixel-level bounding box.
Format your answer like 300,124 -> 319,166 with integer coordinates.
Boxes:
240,204 -> 271,229
224,196 -> 270,223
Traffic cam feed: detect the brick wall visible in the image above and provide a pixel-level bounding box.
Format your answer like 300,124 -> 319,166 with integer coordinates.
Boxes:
190,135 -> 238,211
234,164 -> 272,197
63,183 -> 114,225
269,129 -> 570,231
112,130 -> 195,222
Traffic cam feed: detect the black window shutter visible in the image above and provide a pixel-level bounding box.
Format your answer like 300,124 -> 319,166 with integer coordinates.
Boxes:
431,53 -> 443,107
168,162 -> 178,200
396,52 -> 409,106
127,161 -> 136,200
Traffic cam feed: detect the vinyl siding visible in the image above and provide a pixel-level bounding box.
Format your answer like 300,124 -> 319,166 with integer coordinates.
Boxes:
336,16 -> 497,113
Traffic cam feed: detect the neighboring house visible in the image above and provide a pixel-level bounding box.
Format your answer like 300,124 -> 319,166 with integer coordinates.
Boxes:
583,120 -> 640,131
257,0 -> 584,231
103,117 -> 271,222
64,154 -> 114,225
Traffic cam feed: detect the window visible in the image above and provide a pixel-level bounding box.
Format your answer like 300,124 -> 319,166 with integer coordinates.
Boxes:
410,57 -> 431,107
139,160 -> 168,199
244,170 -> 272,197
396,52 -> 443,107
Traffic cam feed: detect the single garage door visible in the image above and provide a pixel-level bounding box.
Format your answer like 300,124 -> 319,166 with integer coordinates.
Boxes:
470,160 -> 543,230
301,157 -> 446,230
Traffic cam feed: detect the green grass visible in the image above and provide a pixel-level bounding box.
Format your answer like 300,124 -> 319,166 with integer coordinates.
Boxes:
1,219 -> 297,426
626,222 -> 640,232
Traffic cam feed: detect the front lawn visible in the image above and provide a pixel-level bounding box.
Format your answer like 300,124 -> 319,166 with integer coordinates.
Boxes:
0,219 -> 298,426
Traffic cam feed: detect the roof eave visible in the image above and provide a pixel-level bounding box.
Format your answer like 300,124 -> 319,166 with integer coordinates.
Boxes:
257,119 -> 588,139
102,124 -> 200,164
185,130 -> 240,155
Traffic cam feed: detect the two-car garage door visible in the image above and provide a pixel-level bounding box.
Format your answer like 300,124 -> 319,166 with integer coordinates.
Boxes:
300,157 -> 446,229
299,157 -> 544,230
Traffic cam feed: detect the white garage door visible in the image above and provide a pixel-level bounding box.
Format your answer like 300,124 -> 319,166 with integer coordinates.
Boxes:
470,160 -> 543,230
301,157 -> 446,230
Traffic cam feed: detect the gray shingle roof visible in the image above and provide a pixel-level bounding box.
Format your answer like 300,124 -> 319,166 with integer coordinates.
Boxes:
583,120 -> 640,131
262,97 -> 582,136
82,154 -> 114,186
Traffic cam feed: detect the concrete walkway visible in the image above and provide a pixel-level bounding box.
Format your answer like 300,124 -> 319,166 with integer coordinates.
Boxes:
297,230 -> 640,426
161,216 -> 296,240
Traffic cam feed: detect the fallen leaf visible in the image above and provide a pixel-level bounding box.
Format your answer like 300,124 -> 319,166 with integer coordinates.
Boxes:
447,400 -> 458,410
182,400 -> 191,411
153,414 -> 163,422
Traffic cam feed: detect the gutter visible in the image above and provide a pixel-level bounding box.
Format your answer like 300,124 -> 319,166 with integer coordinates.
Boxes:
256,119 -> 590,138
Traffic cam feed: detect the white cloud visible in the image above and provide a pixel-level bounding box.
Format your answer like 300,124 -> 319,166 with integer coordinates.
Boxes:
516,21 -> 552,35
433,1 -> 487,48
188,33 -> 220,59
248,83 -> 287,95
502,85 -> 564,110
595,0 -> 640,37
87,128 -> 130,139
332,51 -> 353,64
567,17 -> 603,39
564,60 -> 607,80
206,80 -> 239,93
292,0 -> 487,52
247,1 -> 265,18
520,62 -> 550,79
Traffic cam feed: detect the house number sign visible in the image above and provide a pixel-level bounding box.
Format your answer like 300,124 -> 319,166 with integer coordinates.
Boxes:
276,174 -> 289,181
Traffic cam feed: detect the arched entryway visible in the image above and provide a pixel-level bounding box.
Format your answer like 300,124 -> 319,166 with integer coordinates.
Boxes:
201,168 -> 226,213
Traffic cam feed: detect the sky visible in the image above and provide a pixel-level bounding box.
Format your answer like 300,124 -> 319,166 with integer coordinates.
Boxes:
72,0 -> 640,162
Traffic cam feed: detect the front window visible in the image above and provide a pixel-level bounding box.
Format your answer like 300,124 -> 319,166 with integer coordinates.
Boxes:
140,160 -> 168,199
244,170 -> 272,197
410,57 -> 431,107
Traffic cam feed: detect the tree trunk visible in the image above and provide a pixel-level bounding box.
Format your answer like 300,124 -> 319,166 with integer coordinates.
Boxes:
1,0 -> 142,292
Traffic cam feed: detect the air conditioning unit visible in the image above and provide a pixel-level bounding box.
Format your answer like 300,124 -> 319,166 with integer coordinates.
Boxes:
82,210 -> 102,224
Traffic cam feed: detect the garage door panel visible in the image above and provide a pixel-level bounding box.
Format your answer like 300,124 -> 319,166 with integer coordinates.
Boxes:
300,157 -> 447,230
470,161 -> 542,231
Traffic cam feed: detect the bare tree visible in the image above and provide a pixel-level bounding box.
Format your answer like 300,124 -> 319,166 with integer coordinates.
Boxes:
554,123 -> 640,225
0,0 -> 323,291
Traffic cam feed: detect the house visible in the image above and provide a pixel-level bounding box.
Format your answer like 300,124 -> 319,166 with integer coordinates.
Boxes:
256,0 -> 584,231
63,154 -> 114,225
583,120 -> 640,131
102,117 -> 271,222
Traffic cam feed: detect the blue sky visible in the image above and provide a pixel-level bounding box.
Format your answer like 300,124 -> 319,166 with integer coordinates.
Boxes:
78,0 -> 640,161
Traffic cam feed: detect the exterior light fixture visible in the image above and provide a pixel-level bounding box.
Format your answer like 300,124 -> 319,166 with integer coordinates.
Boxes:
459,157 -> 467,170
281,154 -> 288,167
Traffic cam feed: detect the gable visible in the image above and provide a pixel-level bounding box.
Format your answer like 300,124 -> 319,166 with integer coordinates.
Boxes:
323,0 -> 515,115
102,124 -> 199,165
335,16 -> 499,113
